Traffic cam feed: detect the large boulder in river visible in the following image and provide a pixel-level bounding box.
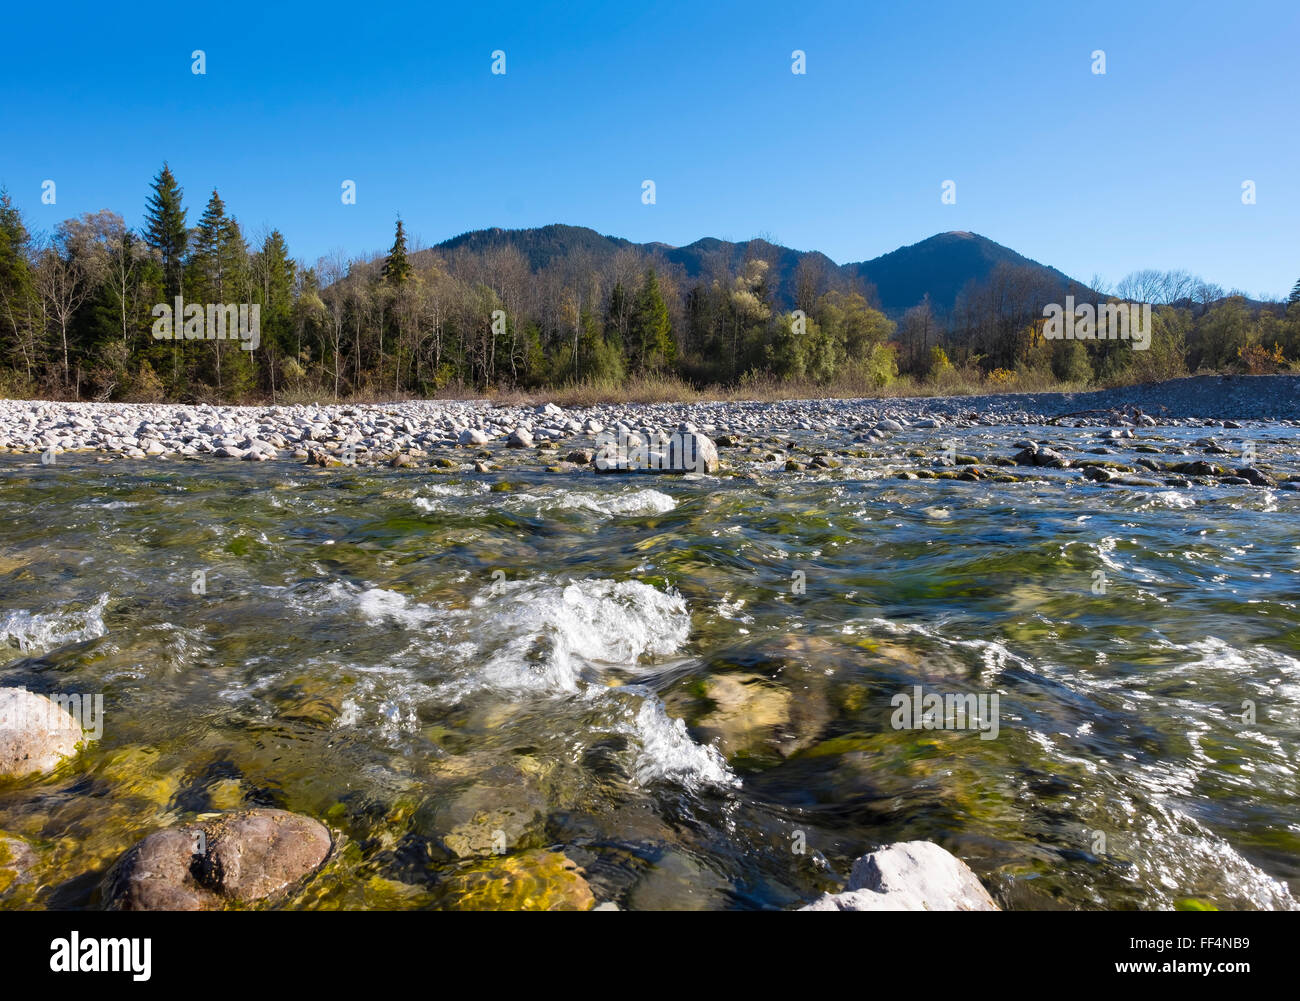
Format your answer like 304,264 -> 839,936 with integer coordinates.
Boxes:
594,430 -> 719,474
0,688 -> 84,778
800,841 -> 998,911
103,808 -> 332,910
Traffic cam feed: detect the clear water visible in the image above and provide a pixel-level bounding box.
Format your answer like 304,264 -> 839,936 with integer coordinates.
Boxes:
1,423 -> 1297,910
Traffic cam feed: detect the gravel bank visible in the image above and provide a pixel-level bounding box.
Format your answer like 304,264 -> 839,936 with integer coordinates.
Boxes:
1,375 -> 1296,463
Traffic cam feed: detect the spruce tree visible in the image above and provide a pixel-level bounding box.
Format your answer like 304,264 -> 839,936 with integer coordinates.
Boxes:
144,163 -> 188,299
382,218 -> 411,287
629,268 -> 674,371
0,188 -> 31,300
0,189 -> 33,379
1289,278 -> 1300,305
256,230 -> 296,356
190,189 -> 228,301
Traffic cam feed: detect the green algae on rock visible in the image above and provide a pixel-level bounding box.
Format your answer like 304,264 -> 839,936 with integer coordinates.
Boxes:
433,850 -> 596,911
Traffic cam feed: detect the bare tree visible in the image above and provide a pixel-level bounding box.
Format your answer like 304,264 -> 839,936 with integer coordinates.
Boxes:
34,217 -> 108,389
318,251 -> 350,399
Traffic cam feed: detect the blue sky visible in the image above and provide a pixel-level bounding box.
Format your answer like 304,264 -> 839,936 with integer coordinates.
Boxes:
2,0 -> 1296,297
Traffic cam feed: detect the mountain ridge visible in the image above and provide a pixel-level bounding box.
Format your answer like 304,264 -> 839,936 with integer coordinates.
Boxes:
428,225 -> 1091,315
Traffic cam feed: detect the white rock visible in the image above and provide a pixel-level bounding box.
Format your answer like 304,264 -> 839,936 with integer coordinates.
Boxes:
0,688 -> 85,778
800,841 -> 998,912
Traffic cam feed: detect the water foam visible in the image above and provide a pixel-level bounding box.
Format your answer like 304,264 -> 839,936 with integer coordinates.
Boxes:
292,574 -> 735,791
0,593 -> 109,657
463,578 -> 692,693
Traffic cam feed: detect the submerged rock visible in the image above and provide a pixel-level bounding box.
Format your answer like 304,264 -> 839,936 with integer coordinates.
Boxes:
0,832 -> 36,896
693,674 -> 793,760
103,808 -> 331,910
436,783 -> 546,859
801,841 -> 998,911
0,688 -> 84,778
434,850 -> 595,911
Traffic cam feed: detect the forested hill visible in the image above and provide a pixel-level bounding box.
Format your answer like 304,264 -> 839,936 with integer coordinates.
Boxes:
431,225 -> 1088,315
845,231 -> 1086,313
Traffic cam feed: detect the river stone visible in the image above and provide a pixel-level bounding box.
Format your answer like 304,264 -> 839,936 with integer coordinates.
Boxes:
103,826 -> 219,910
200,809 -> 331,899
627,848 -> 732,911
435,850 -> 595,911
0,833 -> 36,896
693,674 -> 793,760
1235,466 -> 1276,487
0,688 -> 84,778
800,841 -> 998,911
429,776 -> 547,859
595,431 -> 719,474
104,809 -> 332,910
1171,460 -> 1223,476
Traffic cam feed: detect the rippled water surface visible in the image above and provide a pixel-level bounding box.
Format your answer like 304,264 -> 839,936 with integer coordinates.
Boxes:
2,423 -> 1298,910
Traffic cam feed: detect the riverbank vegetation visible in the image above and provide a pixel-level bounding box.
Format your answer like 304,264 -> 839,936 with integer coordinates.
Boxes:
2,167 -> 1298,405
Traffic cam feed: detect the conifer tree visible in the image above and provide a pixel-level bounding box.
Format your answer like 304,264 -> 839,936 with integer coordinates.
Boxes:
382,218 -> 411,287
629,268 -> 674,371
144,163 -> 188,299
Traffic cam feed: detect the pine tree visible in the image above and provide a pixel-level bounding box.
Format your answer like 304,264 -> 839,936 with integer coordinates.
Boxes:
1289,278 -> 1300,304
144,163 -> 188,299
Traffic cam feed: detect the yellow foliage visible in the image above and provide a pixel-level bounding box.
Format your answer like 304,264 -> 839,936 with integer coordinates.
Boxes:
1237,341 -> 1286,374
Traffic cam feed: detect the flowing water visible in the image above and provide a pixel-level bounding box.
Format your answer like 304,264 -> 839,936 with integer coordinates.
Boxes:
1,423 -> 1298,910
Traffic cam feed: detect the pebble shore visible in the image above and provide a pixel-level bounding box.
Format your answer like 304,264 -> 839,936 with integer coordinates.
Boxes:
2,375 -> 1297,464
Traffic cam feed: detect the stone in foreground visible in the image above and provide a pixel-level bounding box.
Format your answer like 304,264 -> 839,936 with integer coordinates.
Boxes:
103,808 -> 332,910
800,841 -> 998,911
0,688 -> 85,778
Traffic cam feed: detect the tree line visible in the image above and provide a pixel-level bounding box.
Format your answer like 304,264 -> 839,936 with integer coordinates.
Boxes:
1,165 -> 1297,403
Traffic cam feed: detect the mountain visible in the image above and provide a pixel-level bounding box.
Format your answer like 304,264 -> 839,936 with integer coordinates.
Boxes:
430,225 -> 1087,316
848,231 -> 1083,314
